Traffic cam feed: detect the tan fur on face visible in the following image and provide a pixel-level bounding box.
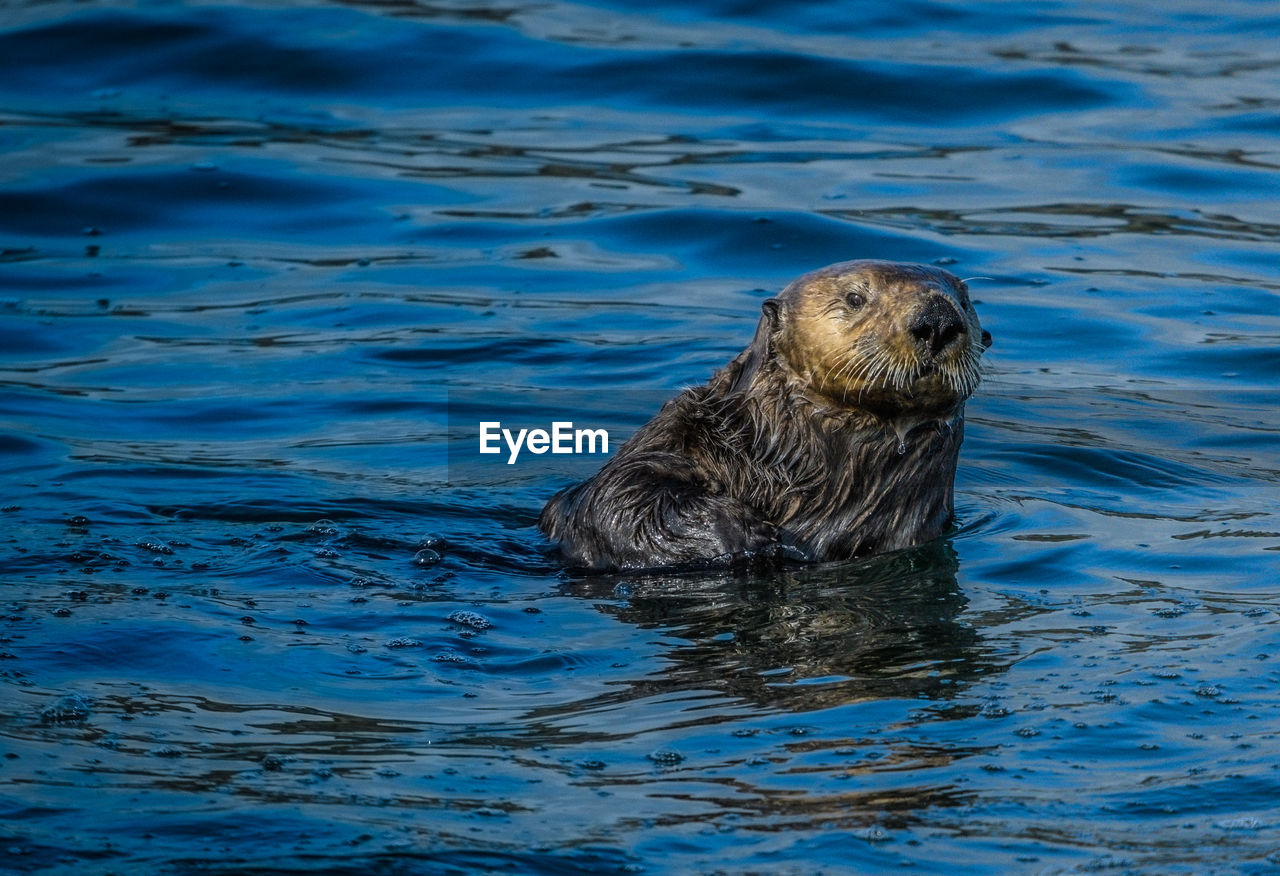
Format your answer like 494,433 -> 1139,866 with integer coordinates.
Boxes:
771,260 -> 986,419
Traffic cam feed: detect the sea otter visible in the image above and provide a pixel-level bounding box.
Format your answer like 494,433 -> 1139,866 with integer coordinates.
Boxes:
538,260 -> 991,571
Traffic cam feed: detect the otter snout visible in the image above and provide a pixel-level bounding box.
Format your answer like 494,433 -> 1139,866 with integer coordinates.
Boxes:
909,295 -> 966,356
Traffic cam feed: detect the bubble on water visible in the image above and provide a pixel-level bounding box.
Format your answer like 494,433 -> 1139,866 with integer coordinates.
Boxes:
308,519 -> 339,536
1193,685 -> 1221,698
447,610 -> 492,631
980,702 -> 1011,719
1215,816 -> 1261,831
314,548 -> 340,559
418,535 -> 446,550
261,753 -> 290,771
136,540 -> 174,555
856,825 -> 890,843
413,548 -> 442,567
385,637 -> 422,649
67,515 -> 90,528
647,749 -> 684,766
40,693 -> 93,724
152,746 -> 183,758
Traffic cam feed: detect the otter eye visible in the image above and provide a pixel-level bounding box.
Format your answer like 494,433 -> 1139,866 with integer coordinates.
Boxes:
845,291 -> 866,309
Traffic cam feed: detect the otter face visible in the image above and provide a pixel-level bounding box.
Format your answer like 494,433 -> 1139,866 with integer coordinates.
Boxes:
770,260 -> 990,417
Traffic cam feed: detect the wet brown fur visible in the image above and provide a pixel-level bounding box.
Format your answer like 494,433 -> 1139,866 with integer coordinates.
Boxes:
539,260 -> 990,571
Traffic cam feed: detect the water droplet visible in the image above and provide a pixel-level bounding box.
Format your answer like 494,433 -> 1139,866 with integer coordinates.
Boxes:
896,441 -> 907,455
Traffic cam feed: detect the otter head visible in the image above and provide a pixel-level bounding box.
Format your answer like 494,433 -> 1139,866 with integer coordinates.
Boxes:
760,260 -> 991,419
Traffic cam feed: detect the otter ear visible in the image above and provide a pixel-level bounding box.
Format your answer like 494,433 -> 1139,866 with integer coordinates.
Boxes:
726,298 -> 783,393
760,297 -> 781,328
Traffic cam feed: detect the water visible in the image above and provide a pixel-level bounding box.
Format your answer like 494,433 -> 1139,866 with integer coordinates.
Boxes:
2,0 -> 1279,872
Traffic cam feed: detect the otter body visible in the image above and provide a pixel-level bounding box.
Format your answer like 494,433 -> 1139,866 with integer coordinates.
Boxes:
539,260 -> 990,571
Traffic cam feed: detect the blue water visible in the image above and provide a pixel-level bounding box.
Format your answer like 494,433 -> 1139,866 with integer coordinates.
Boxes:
2,1 -> 1279,872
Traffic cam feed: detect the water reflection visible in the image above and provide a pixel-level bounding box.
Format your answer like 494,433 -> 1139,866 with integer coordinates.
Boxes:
563,542 -> 1000,712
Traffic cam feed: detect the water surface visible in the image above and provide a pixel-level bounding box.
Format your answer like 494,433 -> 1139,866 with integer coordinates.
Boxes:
2,0 -> 1279,873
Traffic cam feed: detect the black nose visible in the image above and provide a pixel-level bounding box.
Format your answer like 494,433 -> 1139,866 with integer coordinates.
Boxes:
909,296 -> 966,356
